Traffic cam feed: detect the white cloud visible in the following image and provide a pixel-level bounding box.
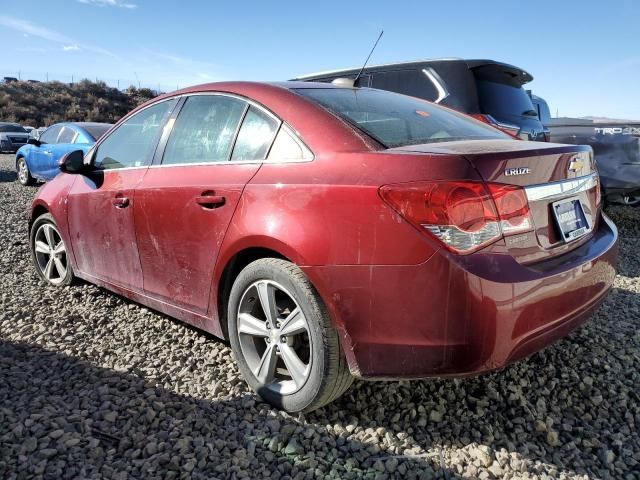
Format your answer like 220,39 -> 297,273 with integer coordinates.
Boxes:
63,45 -> 81,51
77,0 -> 137,8
0,16 -> 115,57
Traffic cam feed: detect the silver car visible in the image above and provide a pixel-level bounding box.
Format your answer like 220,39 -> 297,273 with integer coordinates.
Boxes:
0,123 -> 30,153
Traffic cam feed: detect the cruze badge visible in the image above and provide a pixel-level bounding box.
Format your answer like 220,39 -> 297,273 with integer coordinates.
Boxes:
505,167 -> 531,176
568,158 -> 584,173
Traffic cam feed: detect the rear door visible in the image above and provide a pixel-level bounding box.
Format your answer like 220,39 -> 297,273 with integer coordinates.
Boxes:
67,99 -> 177,290
134,94 -> 280,314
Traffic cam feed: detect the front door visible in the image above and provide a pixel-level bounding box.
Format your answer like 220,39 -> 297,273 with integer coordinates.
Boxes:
134,94 -> 280,313
67,99 -> 177,290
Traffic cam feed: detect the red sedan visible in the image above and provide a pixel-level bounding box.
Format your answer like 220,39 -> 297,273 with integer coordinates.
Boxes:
29,82 -> 618,412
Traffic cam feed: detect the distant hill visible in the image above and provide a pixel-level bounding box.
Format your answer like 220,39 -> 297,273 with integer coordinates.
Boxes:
0,79 -> 158,127
581,116 -> 640,123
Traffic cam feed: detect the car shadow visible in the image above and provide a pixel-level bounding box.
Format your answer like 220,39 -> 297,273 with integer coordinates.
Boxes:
0,166 -> 17,183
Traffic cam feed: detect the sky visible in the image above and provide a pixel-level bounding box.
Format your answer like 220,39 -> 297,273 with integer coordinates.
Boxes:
1,0 -> 639,119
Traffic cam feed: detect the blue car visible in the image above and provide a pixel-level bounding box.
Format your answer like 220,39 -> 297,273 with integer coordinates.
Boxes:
16,122 -> 112,186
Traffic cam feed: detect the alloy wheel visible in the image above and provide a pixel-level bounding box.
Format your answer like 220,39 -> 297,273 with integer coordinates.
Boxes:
237,280 -> 312,395
33,223 -> 68,285
18,159 -> 28,184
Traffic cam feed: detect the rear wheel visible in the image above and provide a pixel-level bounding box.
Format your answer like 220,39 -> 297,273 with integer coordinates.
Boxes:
17,157 -> 35,186
30,214 -> 75,286
228,258 -> 353,412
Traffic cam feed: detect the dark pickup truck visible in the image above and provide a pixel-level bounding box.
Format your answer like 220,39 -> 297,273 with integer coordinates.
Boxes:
532,94 -> 640,205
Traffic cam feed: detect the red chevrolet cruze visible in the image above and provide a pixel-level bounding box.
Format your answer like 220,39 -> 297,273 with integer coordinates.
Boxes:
29,82 -> 618,412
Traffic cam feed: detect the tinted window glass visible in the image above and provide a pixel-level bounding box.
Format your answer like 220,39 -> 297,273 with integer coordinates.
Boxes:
57,126 -> 76,144
231,107 -> 279,161
476,80 -> 536,118
0,124 -> 27,133
74,131 -> 91,144
163,95 -> 246,165
96,100 -> 175,170
39,125 -> 62,144
295,88 -> 507,147
372,70 -> 439,102
82,124 -> 111,141
267,127 -> 312,162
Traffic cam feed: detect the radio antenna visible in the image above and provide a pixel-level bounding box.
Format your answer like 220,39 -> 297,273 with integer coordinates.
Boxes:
354,30 -> 384,86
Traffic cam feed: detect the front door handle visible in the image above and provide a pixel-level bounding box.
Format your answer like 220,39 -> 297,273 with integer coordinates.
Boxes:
112,196 -> 130,208
195,191 -> 226,209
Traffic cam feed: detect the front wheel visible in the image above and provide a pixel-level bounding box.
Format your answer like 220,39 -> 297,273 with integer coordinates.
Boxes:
30,214 -> 75,286
17,157 -> 35,186
228,258 -> 353,412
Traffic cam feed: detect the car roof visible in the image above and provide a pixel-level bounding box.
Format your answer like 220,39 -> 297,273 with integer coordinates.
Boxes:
294,58 -> 533,83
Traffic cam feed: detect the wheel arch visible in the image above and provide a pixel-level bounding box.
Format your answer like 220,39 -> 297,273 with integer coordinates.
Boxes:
215,245 -> 291,340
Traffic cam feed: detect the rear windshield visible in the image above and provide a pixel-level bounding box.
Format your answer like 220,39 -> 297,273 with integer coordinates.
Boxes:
82,124 -> 112,141
0,124 -> 27,133
294,87 -> 507,147
476,80 -> 536,118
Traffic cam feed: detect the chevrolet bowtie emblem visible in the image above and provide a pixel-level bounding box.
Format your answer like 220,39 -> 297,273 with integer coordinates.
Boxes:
568,158 -> 584,172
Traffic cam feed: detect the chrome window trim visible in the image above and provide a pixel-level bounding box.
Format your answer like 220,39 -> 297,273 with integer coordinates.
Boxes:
87,92 -> 314,171
525,173 -> 598,202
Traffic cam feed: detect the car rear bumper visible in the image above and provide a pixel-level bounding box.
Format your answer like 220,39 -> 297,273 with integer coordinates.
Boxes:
302,213 -> 618,379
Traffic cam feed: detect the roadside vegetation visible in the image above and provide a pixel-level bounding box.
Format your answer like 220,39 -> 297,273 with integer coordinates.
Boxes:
0,80 -> 158,127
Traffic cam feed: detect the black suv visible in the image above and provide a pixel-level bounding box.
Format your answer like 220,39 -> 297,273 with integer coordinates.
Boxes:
295,58 -> 549,142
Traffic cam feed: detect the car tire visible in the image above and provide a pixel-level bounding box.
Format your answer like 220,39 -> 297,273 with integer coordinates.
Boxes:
228,258 -> 353,412
30,213 -> 75,287
17,157 -> 35,186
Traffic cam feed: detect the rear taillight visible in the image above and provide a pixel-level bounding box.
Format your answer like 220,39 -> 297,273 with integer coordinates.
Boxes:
380,181 -> 533,254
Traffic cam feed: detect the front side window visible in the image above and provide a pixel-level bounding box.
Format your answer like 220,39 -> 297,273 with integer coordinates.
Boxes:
231,106 -> 279,161
39,125 -> 62,144
163,95 -> 246,165
295,87 -> 507,148
57,126 -> 76,144
95,100 -> 175,170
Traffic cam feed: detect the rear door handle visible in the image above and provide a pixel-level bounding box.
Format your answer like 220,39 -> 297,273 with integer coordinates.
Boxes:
195,192 -> 226,209
112,196 -> 130,208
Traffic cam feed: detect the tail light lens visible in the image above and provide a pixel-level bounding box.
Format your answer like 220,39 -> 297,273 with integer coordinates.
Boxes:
380,181 -> 533,254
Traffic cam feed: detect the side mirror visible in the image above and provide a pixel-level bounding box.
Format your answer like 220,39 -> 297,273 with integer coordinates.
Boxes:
59,150 -> 87,174
27,137 -> 41,147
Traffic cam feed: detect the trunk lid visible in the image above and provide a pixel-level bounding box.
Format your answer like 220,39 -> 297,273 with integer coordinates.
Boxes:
389,139 -> 599,263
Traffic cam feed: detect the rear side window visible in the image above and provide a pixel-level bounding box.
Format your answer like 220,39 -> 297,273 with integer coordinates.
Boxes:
95,99 -> 175,170
231,106 -> 279,161
0,124 -> 27,133
295,87 -> 507,148
371,70 -> 440,102
57,126 -> 76,144
163,95 -> 246,165
267,127 -> 313,162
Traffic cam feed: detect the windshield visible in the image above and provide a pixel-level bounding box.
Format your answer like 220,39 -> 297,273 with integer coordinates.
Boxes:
83,124 -> 112,141
476,80 -> 536,118
295,87 -> 507,147
0,124 -> 27,133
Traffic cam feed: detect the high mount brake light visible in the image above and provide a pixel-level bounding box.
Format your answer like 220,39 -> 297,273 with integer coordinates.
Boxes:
380,181 -> 533,254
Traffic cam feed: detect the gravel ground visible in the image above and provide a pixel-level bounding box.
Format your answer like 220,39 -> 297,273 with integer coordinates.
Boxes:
0,152 -> 638,480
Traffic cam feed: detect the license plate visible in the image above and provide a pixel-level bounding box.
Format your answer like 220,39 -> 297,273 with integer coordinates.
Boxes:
552,197 -> 589,242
